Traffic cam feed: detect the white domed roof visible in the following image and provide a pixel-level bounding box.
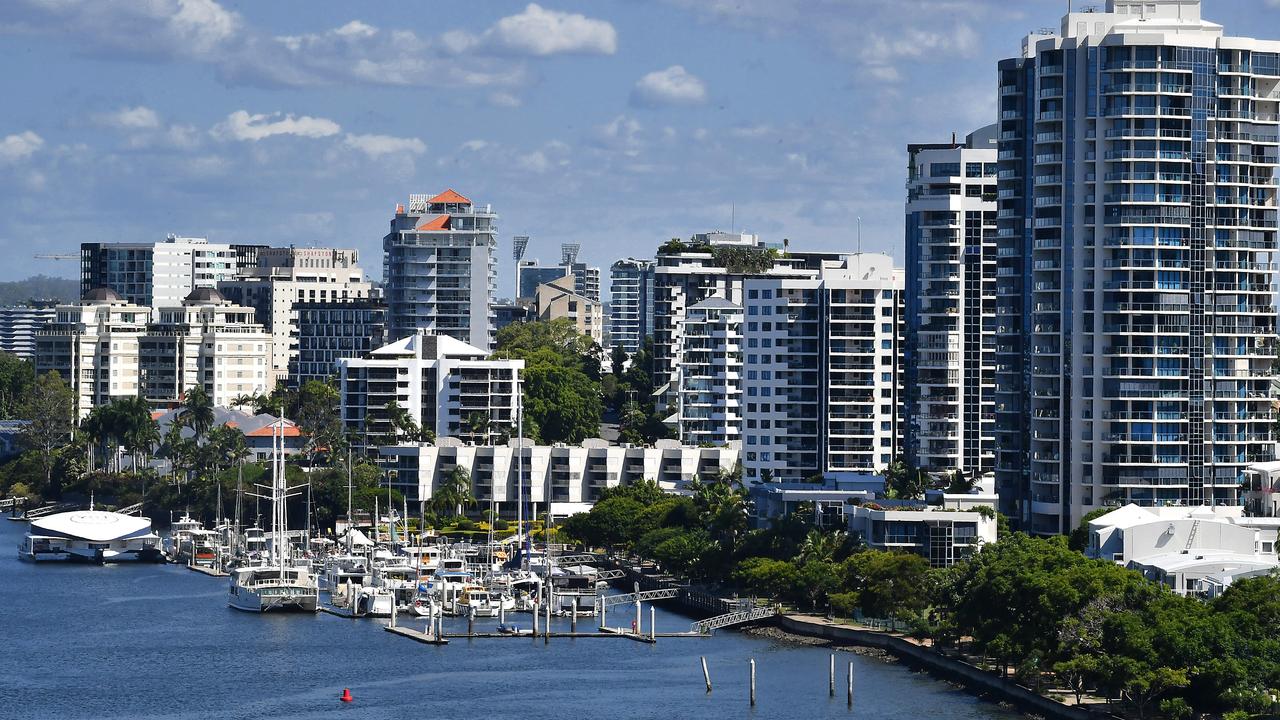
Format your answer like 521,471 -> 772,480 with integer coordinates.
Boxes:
30,510 -> 154,542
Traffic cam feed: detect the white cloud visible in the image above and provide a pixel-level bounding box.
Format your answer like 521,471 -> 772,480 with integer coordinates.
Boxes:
488,91 -> 523,108
0,131 -> 44,162
460,139 -> 491,152
593,115 -> 644,156
343,133 -> 426,158
93,106 -> 161,129
631,65 -> 707,107
447,3 -> 617,57
212,110 -> 341,142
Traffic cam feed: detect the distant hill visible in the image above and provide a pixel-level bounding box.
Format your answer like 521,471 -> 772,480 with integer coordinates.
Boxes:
0,275 -> 79,306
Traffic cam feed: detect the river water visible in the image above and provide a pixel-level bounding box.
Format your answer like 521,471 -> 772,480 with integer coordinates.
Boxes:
0,520 -> 1024,720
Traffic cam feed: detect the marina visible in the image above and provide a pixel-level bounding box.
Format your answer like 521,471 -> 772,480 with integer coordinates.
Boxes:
0,517 -> 1026,719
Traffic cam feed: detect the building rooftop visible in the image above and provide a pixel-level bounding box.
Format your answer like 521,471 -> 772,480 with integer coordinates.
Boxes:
82,287 -> 124,303
429,189 -> 470,205
183,287 -> 226,304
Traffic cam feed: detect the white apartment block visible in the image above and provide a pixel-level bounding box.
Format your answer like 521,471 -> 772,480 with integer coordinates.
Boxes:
995,0 -> 1280,535
651,232 -> 846,390
338,332 -> 523,455
218,247 -> 371,386
36,287 -> 271,417
379,437 -> 739,518
80,235 -> 253,310
676,297 -> 743,446
142,287 -> 273,409
742,254 -> 906,482
534,274 -> 604,345
608,258 -> 655,354
35,289 -> 150,417
384,190 -> 497,350
905,127 -> 999,477
0,305 -> 56,359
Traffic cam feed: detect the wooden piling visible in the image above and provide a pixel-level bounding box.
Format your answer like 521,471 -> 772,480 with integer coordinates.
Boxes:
701,656 -> 712,693
749,658 -> 756,707
847,661 -> 853,708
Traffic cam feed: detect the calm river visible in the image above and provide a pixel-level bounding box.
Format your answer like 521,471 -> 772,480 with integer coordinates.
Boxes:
0,519 -> 1025,719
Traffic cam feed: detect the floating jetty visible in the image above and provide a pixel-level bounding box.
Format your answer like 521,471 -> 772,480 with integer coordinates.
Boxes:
385,624 -> 450,645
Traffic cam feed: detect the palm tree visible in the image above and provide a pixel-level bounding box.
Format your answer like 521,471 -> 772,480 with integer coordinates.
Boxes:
230,393 -> 260,413
116,396 -> 159,474
431,465 -> 475,519
798,529 -> 847,565
179,387 -> 215,447
465,411 -> 491,444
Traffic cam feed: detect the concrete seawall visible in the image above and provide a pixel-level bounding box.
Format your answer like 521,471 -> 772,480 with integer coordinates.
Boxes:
777,616 -> 1098,720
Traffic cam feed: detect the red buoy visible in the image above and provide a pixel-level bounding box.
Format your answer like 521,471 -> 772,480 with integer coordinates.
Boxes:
340,688 -> 353,703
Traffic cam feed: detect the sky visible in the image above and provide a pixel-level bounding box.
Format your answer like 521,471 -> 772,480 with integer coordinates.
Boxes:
1,0 -> 1277,294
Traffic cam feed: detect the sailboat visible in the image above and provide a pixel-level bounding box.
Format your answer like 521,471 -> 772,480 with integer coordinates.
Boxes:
227,417 -> 319,613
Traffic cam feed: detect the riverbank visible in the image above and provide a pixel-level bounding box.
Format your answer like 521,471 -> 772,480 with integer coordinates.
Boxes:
775,614 -> 1099,720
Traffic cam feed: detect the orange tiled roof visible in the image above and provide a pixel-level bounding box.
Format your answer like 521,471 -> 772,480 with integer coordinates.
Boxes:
428,189 -> 470,205
150,411 -> 166,420
245,423 -> 303,438
416,214 -> 451,231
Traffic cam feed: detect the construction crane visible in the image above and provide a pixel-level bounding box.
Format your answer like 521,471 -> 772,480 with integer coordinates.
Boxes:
33,254 -> 79,261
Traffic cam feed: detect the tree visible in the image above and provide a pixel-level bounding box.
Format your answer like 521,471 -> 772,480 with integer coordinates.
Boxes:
179,387 -> 215,447
610,345 -> 627,378
0,351 -> 34,420
733,557 -> 800,599
494,319 -> 604,444
1053,656 -> 1101,705
843,550 -> 931,619
882,457 -> 928,500
561,496 -> 646,548
946,470 -> 976,495
796,560 -> 842,610
18,370 -> 76,496
431,465 -> 474,519
294,380 -> 343,463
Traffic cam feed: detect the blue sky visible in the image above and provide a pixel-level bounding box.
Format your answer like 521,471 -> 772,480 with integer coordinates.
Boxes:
0,0 -> 1276,290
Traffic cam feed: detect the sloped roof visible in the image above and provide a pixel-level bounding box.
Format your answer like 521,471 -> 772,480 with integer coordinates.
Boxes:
369,331 -> 488,360
244,421 -> 303,438
416,214 -> 451,231
428,189 -> 470,205
82,287 -> 124,303
184,287 -> 226,304
689,295 -> 742,311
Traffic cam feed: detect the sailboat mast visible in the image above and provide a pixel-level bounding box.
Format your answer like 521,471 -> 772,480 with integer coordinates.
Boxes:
517,391 -> 525,568
346,446 -> 353,556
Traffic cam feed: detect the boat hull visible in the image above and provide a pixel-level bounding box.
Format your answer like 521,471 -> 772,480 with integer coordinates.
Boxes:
227,586 -> 319,613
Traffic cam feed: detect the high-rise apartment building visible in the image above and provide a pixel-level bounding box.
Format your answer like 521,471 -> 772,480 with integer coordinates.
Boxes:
0,304 -> 56,359
141,288 -> 273,408
609,258 -> 655,354
218,247 -> 371,385
905,127 -> 999,477
995,0 -> 1278,534
676,297 -> 743,446
338,332 -> 523,455
290,299 -> 386,388
742,254 -> 906,482
35,289 -> 149,417
651,232 -> 845,390
80,235 -> 263,309
36,287 -> 271,416
384,190 -> 497,349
